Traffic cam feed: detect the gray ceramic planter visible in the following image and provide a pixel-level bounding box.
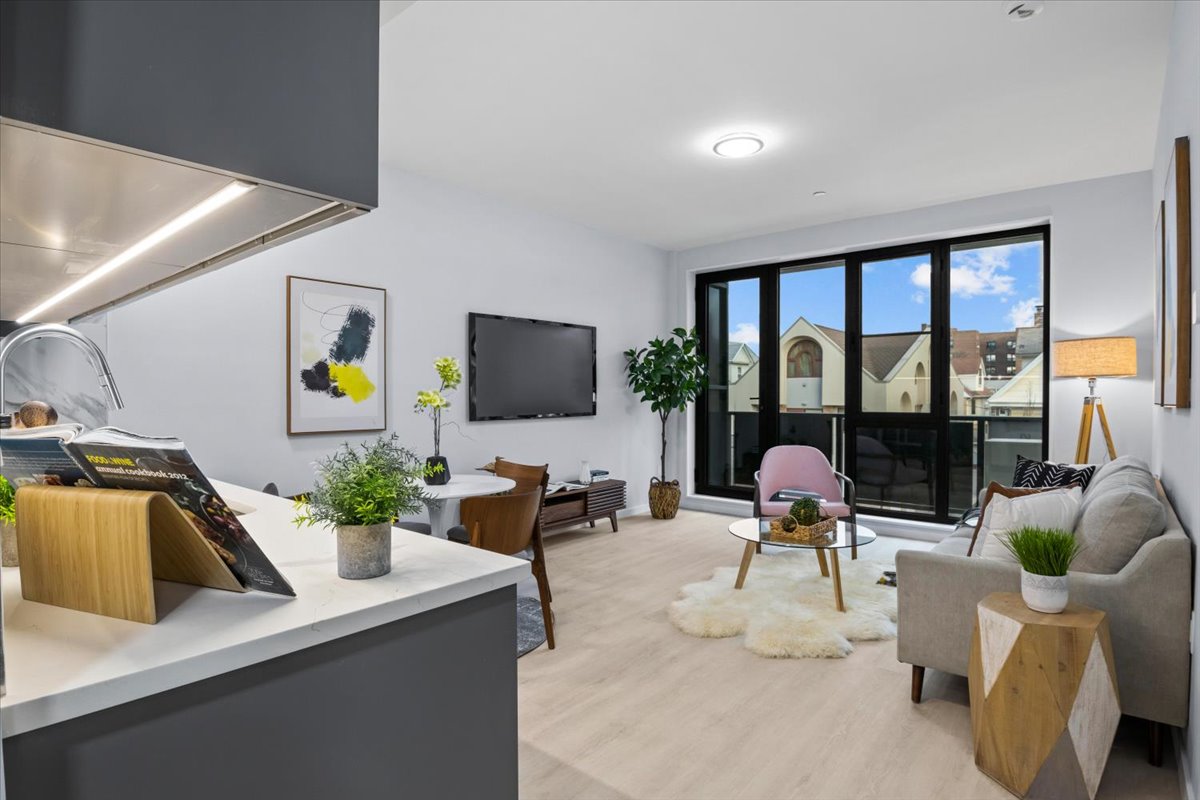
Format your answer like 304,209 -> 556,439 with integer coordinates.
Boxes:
336,523 -> 392,580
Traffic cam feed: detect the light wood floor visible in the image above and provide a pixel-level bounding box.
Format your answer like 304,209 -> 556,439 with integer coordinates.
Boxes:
517,509 -> 1181,800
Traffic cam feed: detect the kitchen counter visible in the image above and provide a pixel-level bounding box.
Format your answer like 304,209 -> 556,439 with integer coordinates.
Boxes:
1,482 -> 530,799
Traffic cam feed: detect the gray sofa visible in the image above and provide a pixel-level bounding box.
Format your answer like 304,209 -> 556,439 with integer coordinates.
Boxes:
896,456 -> 1191,766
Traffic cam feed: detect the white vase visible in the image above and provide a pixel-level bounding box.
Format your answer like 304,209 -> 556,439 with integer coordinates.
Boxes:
1021,569 -> 1068,614
579,460 -> 591,485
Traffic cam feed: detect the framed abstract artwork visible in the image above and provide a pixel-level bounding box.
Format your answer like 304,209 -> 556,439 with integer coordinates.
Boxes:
1160,136 -> 1192,409
287,276 -> 387,434
1154,200 -> 1165,405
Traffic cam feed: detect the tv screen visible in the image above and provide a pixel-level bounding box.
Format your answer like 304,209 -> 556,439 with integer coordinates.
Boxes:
469,313 -> 596,420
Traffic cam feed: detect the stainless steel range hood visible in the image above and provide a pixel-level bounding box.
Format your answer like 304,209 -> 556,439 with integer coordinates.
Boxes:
0,120 -> 365,323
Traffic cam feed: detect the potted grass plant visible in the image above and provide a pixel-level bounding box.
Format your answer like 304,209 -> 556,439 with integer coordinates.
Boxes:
294,434 -> 428,580
623,327 -> 707,519
998,525 -> 1082,614
0,475 -> 16,567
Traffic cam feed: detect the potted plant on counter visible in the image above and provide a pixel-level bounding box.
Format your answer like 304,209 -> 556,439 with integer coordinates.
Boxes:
294,434 -> 427,580
414,356 -> 462,486
623,327 -> 707,520
998,525 -> 1081,614
0,475 -> 16,567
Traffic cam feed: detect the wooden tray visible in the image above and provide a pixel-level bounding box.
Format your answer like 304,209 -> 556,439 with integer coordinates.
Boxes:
767,515 -> 837,544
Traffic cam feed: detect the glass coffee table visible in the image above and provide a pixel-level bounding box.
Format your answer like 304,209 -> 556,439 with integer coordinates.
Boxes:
727,518 -> 877,612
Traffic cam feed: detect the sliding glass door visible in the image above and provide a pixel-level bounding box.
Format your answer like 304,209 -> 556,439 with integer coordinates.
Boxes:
695,225 -> 1049,523
699,274 -> 762,494
851,249 -> 939,518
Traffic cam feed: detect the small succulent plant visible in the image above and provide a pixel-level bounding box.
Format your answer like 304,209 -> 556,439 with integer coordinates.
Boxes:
789,498 -> 822,526
779,514 -> 798,532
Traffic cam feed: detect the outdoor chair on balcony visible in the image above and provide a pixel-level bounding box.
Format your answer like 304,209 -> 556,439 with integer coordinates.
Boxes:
752,445 -> 859,558
855,434 -> 933,509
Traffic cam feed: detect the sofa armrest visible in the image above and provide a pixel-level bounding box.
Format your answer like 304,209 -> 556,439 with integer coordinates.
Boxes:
896,550 -> 1020,676
897,532 -> 1192,726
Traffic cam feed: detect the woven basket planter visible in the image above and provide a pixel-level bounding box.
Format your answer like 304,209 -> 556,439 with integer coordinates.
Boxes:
648,478 -> 681,520
767,515 -> 837,544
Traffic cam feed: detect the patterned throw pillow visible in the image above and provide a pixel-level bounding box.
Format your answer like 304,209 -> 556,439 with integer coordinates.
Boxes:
1012,455 -> 1096,491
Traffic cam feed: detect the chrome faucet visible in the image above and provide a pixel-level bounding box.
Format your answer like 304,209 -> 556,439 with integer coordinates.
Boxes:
0,323 -> 124,427
0,322 -> 124,697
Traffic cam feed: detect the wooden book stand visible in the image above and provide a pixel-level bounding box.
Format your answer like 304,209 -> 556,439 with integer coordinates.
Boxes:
15,485 -> 245,624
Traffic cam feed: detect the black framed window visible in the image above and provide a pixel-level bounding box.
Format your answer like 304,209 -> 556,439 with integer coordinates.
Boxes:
695,225 -> 1050,523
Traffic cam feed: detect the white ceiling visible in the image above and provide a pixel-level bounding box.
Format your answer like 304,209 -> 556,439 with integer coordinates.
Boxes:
379,0 -> 1172,251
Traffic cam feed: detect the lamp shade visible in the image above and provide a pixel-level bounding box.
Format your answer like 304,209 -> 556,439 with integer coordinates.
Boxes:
1053,337 -> 1137,378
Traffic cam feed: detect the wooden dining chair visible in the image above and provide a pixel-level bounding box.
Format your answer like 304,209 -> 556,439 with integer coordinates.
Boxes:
492,457 -> 553,603
458,489 -> 556,649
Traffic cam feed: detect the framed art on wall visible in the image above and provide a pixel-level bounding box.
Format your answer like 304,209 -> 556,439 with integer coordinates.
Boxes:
287,276 -> 387,434
1154,200 -> 1165,406
1160,136 -> 1192,409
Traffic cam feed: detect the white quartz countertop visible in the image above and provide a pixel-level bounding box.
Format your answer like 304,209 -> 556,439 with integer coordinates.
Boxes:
0,481 -> 530,737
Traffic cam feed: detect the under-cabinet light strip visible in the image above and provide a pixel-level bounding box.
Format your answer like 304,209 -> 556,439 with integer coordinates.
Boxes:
16,180 -> 256,323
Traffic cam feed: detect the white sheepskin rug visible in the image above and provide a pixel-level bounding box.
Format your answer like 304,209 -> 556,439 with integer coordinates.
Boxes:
668,551 -> 898,659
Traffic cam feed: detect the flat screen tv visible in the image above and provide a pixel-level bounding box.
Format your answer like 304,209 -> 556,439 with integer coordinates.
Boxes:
469,313 -> 596,421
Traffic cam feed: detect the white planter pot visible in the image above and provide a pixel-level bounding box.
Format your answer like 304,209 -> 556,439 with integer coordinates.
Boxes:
336,523 -> 392,580
1021,569 -> 1068,614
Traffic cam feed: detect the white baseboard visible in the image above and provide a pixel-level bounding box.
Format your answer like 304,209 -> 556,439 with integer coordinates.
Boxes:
1176,727 -> 1195,800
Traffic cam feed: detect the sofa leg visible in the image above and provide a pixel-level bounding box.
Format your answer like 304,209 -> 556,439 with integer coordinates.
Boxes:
911,665 -> 925,704
1149,720 -> 1165,767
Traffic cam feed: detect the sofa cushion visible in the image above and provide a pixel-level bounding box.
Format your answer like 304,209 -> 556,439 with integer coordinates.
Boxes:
1079,456 -> 1157,514
968,482 -> 1078,556
976,486 -> 1083,562
933,536 -> 972,557
1072,482 -> 1166,574
1012,455 -> 1097,491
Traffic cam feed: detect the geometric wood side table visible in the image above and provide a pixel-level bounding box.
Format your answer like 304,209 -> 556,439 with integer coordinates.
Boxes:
969,592 -> 1120,800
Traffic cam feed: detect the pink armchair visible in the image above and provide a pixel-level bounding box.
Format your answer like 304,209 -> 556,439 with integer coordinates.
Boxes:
752,445 -> 859,557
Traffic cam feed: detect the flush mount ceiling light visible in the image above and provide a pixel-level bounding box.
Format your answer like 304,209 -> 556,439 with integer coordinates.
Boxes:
16,180 -> 256,323
712,133 -> 764,158
1002,0 -> 1045,21
812,190 -> 828,198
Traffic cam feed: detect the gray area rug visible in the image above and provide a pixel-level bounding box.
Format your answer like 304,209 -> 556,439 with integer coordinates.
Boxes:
517,596 -> 547,657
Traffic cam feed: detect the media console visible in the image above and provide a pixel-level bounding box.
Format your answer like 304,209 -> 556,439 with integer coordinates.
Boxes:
540,479 -> 626,534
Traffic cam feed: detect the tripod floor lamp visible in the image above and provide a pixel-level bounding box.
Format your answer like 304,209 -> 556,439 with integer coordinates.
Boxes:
1053,337 -> 1137,463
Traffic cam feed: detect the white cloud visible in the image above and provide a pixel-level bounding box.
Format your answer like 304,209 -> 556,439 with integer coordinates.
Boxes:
730,322 -> 759,347
909,242 -> 1036,299
911,292 -> 925,304
1007,297 -> 1039,328
910,263 -> 932,291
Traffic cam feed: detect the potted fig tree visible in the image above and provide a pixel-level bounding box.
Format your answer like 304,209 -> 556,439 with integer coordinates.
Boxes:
998,525 -> 1081,613
624,327 -> 707,520
294,434 -> 428,580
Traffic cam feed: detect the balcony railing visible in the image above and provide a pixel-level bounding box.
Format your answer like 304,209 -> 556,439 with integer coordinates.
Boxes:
712,411 -> 1042,521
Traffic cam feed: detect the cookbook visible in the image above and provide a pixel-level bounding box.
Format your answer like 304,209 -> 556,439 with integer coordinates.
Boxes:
0,425 -> 295,596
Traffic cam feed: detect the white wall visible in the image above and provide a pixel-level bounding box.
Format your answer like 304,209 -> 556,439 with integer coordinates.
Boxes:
105,166 -> 671,508
669,170 -> 1155,494
1150,1 -> 1200,796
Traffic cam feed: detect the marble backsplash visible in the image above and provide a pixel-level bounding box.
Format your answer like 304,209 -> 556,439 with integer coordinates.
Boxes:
1,319 -> 110,430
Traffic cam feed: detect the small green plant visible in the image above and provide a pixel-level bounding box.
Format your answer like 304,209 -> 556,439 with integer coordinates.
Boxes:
294,434 -> 428,529
414,356 -> 463,457
789,498 -> 821,526
998,526 -> 1081,576
778,514 -> 798,532
0,475 -> 15,526
623,328 -> 708,482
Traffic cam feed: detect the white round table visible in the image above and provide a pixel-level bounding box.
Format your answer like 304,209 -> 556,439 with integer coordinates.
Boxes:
421,474 -> 516,539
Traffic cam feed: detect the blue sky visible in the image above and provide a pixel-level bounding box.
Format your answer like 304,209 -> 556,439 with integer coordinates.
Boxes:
726,241 -> 1043,354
